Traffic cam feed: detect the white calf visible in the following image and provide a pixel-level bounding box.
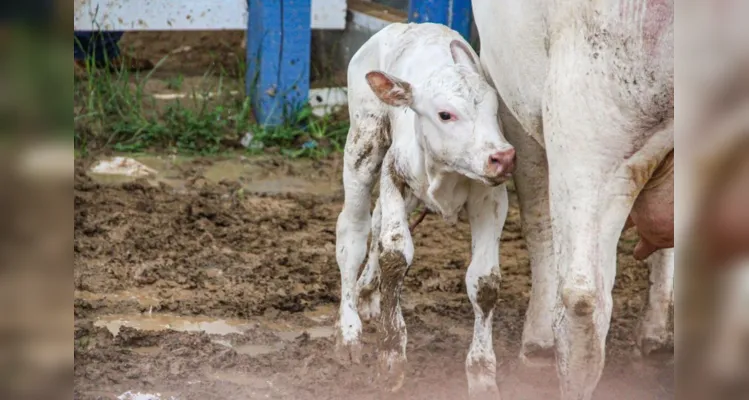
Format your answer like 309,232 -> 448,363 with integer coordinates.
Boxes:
335,22 -> 515,398
474,0 -> 674,399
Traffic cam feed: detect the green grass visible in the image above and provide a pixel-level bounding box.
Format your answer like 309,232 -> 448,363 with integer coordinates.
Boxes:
74,54 -> 349,159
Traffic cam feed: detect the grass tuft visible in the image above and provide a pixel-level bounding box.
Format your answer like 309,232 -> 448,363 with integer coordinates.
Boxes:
74,53 -> 349,158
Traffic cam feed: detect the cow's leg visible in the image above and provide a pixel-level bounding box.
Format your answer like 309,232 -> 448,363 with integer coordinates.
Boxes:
375,155 -> 414,392
464,181 -> 508,399
335,113 -> 389,364
357,198 -> 382,321
637,248 -> 674,357
498,100 -> 557,366
544,50 -> 673,400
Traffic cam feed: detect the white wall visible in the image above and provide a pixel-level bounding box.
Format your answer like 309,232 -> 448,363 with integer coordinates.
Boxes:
73,0 -> 347,31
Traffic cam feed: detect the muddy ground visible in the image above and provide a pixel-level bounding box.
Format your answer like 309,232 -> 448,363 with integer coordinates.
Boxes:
74,154 -> 673,400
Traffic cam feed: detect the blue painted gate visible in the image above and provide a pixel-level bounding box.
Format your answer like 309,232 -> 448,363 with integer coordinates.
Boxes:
246,0 -> 473,126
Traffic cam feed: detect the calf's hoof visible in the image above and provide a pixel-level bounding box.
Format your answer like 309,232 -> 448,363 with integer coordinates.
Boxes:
637,335 -> 673,358
468,385 -> 501,400
335,339 -> 363,365
636,323 -> 673,358
519,342 -> 555,368
378,350 -> 407,392
334,333 -> 363,365
467,366 -> 501,400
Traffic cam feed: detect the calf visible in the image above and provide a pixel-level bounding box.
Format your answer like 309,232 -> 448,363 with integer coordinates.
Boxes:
335,22 -> 515,397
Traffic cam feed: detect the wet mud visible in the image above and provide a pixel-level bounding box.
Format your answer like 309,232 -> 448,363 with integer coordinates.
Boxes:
74,154 -> 673,400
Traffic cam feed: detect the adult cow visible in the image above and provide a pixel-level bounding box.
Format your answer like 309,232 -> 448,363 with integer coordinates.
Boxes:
472,0 -> 674,399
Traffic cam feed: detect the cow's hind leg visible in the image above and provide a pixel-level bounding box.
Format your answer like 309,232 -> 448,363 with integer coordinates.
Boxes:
465,181 -> 509,399
335,111 -> 389,364
497,99 -> 557,367
637,248 -> 674,357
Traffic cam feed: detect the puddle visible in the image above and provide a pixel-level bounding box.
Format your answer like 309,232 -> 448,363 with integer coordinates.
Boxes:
233,343 -> 285,356
95,310 -> 334,342
94,308 -> 335,360
118,391 -> 178,400
202,160 -> 248,182
95,313 -> 252,336
243,176 -> 337,195
204,160 -> 339,195
273,326 -> 335,342
211,337 -> 284,356
88,155 -> 340,195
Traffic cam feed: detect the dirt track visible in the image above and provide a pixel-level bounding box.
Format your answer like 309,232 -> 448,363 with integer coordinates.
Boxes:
73,154 -> 673,400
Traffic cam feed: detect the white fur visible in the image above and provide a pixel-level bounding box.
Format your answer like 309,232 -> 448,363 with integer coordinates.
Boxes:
473,0 -> 674,398
637,249 -> 674,356
335,22 -> 513,398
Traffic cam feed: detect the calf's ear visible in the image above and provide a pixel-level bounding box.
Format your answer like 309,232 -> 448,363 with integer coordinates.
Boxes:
449,40 -> 479,74
365,71 -> 414,107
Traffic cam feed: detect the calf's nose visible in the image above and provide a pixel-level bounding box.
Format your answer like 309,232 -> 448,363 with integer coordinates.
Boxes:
488,148 -> 516,175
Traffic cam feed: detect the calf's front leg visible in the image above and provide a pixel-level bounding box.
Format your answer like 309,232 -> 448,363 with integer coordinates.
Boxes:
358,195 -> 419,322
376,156 -> 414,392
465,181 -> 509,400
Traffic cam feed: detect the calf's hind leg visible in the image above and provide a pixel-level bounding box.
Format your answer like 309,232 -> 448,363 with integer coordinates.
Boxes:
357,198 -> 382,322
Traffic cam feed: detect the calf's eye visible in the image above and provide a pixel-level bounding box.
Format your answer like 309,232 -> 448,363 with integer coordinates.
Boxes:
438,111 -> 453,121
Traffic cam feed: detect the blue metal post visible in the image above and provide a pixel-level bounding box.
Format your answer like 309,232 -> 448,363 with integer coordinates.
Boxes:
247,0 -> 311,127
408,0 -> 473,41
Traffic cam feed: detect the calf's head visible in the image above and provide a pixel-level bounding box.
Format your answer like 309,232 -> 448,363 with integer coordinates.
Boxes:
365,40 -> 515,186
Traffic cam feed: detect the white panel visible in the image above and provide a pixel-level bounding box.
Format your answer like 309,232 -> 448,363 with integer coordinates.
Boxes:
309,87 -> 348,117
350,9 -> 396,31
150,87 -> 349,118
73,0 -> 347,31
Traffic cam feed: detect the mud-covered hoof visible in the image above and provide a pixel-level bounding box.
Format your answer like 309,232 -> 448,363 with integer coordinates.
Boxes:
636,321 -> 673,358
334,336 -> 363,365
519,342 -> 555,367
468,384 -> 501,400
637,336 -> 673,358
378,351 -> 406,392
467,369 -> 501,400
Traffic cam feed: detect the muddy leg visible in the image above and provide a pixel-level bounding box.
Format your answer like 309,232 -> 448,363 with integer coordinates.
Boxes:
637,248 -> 674,357
358,196 -> 419,322
357,198 -> 382,321
376,155 -> 414,392
498,100 -> 557,367
465,181 -> 509,400
335,118 -> 388,364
